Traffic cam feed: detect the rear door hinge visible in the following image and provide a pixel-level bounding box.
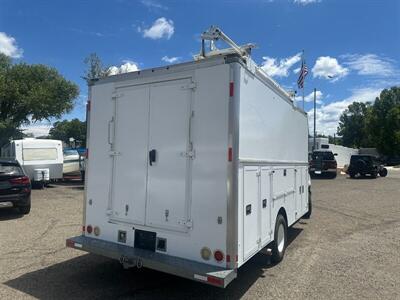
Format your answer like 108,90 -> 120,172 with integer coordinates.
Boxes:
109,151 -> 121,156
180,82 -> 196,90
112,92 -> 124,100
180,150 -> 195,159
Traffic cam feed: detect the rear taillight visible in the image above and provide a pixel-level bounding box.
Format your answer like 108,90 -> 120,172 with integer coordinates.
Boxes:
86,225 -> 93,234
214,250 -> 224,262
9,176 -> 30,185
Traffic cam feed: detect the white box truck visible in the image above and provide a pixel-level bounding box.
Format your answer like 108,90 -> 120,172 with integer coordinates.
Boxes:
67,27 -> 311,288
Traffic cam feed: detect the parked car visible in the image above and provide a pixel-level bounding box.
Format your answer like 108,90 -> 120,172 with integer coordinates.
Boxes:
347,155 -> 388,179
0,159 -> 31,214
309,150 -> 338,178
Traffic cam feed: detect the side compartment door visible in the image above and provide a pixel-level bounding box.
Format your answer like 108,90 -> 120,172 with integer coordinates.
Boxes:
295,167 -> 303,219
243,166 -> 260,260
111,86 -> 149,224
145,80 -> 193,232
260,167 -> 272,246
302,167 -> 308,215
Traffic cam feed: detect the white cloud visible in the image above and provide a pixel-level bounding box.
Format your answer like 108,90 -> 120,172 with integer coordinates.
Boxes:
108,60 -> 139,75
161,56 -> 180,63
293,67 -> 301,74
0,32 -> 23,58
140,17 -> 174,40
141,0 -> 168,10
307,87 -> 381,135
294,0 -> 321,5
261,52 -> 302,77
20,122 -> 52,137
312,56 -> 349,81
296,90 -> 323,104
342,53 -> 398,77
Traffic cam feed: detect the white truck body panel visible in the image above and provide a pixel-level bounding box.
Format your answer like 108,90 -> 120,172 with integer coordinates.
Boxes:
69,54 -> 310,287
1,139 -> 63,180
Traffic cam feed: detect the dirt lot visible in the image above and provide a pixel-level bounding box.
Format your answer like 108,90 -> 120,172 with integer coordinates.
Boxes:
1,171 -> 399,300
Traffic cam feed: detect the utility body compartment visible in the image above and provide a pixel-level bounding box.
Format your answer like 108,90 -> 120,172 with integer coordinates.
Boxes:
67,54 -> 310,288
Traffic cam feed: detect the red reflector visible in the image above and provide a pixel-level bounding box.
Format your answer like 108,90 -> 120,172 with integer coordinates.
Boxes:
9,176 -> 30,185
87,101 -> 91,111
86,149 -> 89,159
214,250 -> 224,262
229,82 -> 234,97
226,255 -> 231,262
82,225 -> 86,232
228,147 -> 233,162
86,225 -> 93,234
207,276 -> 224,286
66,239 -> 75,248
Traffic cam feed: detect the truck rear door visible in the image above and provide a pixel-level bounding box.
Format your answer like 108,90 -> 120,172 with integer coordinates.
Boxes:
145,81 -> 193,232
110,79 -> 193,232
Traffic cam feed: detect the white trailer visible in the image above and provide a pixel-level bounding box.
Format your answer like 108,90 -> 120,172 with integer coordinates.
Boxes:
67,27 -> 311,288
1,138 -> 63,182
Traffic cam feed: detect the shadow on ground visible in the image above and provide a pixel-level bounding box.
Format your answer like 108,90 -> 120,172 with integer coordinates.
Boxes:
5,227 -> 303,299
50,180 -> 84,190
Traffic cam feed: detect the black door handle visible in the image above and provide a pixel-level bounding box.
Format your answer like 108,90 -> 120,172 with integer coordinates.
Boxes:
149,149 -> 156,166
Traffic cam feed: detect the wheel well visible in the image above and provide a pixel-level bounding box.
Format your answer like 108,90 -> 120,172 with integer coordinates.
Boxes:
277,207 -> 288,225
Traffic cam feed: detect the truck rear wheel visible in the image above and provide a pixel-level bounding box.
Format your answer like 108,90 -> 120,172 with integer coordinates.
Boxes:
271,214 -> 287,263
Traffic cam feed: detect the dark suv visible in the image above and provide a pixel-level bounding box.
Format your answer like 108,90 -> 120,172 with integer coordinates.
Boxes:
0,159 -> 31,214
309,150 -> 338,178
347,155 -> 388,179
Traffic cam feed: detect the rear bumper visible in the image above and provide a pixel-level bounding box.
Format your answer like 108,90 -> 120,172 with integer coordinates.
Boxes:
66,235 -> 236,288
0,193 -> 30,206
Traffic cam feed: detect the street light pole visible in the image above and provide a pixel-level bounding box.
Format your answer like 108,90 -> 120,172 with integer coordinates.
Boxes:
313,88 -> 316,151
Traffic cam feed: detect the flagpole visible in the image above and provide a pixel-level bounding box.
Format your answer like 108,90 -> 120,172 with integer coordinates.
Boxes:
302,50 -> 305,110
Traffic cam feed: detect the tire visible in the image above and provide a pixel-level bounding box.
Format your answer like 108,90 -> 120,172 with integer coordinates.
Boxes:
271,214 -> 287,263
303,189 -> 312,219
18,203 -> 31,215
379,168 -> 388,177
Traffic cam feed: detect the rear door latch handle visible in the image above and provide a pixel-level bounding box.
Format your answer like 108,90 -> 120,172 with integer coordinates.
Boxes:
149,149 -> 156,166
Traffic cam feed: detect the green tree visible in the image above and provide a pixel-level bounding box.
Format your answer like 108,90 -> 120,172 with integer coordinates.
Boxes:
49,119 -> 87,147
0,53 -> 79,147
337,102 -> 371,148
367,87 -> 400,156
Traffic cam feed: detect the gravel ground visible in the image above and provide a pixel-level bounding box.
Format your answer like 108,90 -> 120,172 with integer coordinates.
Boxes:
0,171 -> 399,300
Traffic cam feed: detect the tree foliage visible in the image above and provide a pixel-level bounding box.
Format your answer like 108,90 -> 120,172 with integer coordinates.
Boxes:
49,118 -> 87,147
337,102 -> 371,148
337,86 -> 400,156
0,53 -> 79,146
367,87 -> 400,156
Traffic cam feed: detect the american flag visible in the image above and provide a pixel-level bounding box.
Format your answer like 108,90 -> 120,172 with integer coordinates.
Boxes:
297,60 -> 308,89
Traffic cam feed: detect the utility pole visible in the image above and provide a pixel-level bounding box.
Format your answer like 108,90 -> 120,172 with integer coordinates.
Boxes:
313,88 -> 316,151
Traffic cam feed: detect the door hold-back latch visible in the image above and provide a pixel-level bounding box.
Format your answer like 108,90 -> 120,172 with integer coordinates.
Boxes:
178,219 -> 193,229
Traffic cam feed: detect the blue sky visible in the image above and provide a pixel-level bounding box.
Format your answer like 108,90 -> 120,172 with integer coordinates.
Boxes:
1,0 -> 399,136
